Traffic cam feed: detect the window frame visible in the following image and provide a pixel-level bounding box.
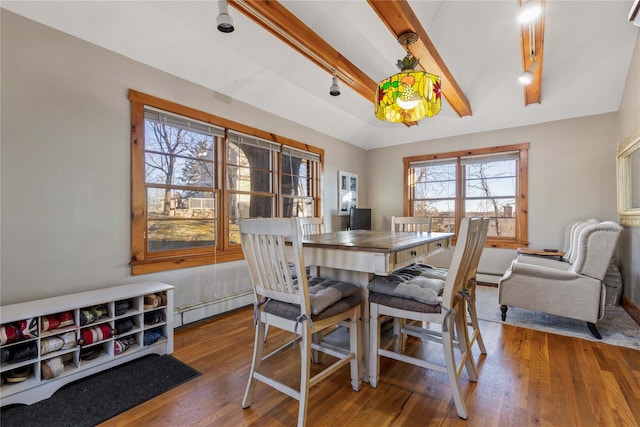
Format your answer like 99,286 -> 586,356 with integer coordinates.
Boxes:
129,90 -> 324,274
404,143 -> 529,249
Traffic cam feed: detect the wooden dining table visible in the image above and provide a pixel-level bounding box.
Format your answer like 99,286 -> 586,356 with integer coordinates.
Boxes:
298,229 -> 454,380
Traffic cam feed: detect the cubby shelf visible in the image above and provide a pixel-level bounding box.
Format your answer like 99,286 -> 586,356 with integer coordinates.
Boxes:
1,281 -> 174,406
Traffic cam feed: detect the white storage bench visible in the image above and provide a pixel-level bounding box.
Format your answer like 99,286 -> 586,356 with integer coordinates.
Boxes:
0,281 -> 174,406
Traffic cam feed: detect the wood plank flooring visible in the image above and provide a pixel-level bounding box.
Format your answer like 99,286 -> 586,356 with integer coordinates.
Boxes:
99,306 -> 640,427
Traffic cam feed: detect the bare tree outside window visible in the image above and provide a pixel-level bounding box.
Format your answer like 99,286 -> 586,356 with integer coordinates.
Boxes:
464,158 -> 516,238
145,121 -> 216,252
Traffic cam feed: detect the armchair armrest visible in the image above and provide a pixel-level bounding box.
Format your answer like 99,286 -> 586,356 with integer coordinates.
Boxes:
510,262 -> 581,281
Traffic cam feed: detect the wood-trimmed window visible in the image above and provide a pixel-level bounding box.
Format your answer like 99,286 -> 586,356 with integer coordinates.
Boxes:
404,143 -> 529,249
129,90 -> 323,274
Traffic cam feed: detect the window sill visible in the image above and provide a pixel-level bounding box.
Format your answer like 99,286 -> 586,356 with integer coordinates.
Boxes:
131,251 -> 245,275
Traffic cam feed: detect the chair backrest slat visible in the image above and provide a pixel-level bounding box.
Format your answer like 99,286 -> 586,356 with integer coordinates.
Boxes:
391,216 -> 432,233
300,217 -> 325,236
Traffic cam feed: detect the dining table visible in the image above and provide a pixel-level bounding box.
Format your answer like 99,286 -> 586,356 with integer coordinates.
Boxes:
299,229 -> 454,381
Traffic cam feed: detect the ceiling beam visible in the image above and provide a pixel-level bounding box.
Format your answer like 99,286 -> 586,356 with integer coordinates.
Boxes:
519,0 -> 546,105
229,0 -> 377,103
367,0 -> 472,117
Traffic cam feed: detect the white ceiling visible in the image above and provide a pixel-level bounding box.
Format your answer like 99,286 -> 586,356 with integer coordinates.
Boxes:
3,1 -> 638,150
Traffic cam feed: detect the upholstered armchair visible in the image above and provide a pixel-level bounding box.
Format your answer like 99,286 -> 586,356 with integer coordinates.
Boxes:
498,221 -> 622,338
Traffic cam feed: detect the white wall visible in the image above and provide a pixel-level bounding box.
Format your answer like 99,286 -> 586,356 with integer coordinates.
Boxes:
366,113 -> 619,277
0,11 -> 368,322
617,30 -> 640,306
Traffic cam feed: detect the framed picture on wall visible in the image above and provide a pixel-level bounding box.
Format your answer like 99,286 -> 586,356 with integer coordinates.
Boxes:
338,170 -> 358,216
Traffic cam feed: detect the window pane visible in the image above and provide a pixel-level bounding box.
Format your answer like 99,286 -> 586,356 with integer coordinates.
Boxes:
228,193 -> 274,221
414,180 -> 456,199
485,217 -> 516,238
146,153 -> 214,187
228,193 -> 274,244
145,121 -> 215,186
413,200 -> 455,232
465,198 -> 516,218
226,165 -> 272,193
282,156 -> 310,197
282,197 -> 314,217
466,176 -> 515,198
413,163 -> 456,182
465,198 -> 515,237
431,217 -> 456,233
464,158 -> 515,198
147,189 -> 216,252
413,199 -> 455,217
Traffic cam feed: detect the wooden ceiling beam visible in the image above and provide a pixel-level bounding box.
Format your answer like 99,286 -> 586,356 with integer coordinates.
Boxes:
519,0 -> 546,105
229,0 -> 377,103
367,0 -> 472,117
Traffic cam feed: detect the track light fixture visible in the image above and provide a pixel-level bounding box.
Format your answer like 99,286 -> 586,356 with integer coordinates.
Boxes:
519,61 -> 539,85
329,72 -> 341,96
216,0 -> 234,33
518,0 -> 541,23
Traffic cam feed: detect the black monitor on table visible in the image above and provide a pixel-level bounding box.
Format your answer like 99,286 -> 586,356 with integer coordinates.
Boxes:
349,208 -> 371,230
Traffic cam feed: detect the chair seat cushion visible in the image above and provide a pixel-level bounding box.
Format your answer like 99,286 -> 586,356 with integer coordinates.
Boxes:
265,277 -> 362,321
369,291 -> 442,314
368,275 -> 444,305
399,263 -> 449,280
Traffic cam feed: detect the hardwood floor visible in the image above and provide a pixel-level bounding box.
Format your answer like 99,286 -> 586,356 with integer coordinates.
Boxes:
100,306 -> 640,427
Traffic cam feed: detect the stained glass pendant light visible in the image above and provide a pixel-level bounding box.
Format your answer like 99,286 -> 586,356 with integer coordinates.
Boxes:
375,32 -> 441,124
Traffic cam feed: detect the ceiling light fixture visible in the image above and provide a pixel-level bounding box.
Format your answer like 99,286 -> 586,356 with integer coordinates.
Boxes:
518,0 -> 542,91
375,31 -> 441,125
216,0 -> 235,33
329,72 -> 341,96
518,0 -> 541,23
518,61 -> 539,85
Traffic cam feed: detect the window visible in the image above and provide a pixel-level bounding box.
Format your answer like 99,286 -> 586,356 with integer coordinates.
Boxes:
280,146 -> 320,218
405,144 -> 529,248
130,90 -> 323,274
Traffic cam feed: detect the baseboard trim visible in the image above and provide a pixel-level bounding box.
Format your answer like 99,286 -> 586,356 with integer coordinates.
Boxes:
621,294 -> 640,326
172,291 -> 254,327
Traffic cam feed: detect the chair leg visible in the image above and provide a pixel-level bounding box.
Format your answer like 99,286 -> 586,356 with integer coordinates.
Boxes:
369,303 -> 381,387
297,325 -> 312,427
467,289 -> 487,354
348,309 -> 361,391
455,298 -> 478,383
393,317 -> 405,353
242,319 -> 266,408
442,309 -> 469,420
311,332 -> 322,364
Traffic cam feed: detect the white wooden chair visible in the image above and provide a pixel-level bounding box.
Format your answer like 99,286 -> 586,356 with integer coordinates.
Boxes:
240,217 -> 361,427
369,217 -> 481,419
300,216 -> 325,236
265,217 -> 327,342
390,215 -> 432,233
397,217 -> 490,360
